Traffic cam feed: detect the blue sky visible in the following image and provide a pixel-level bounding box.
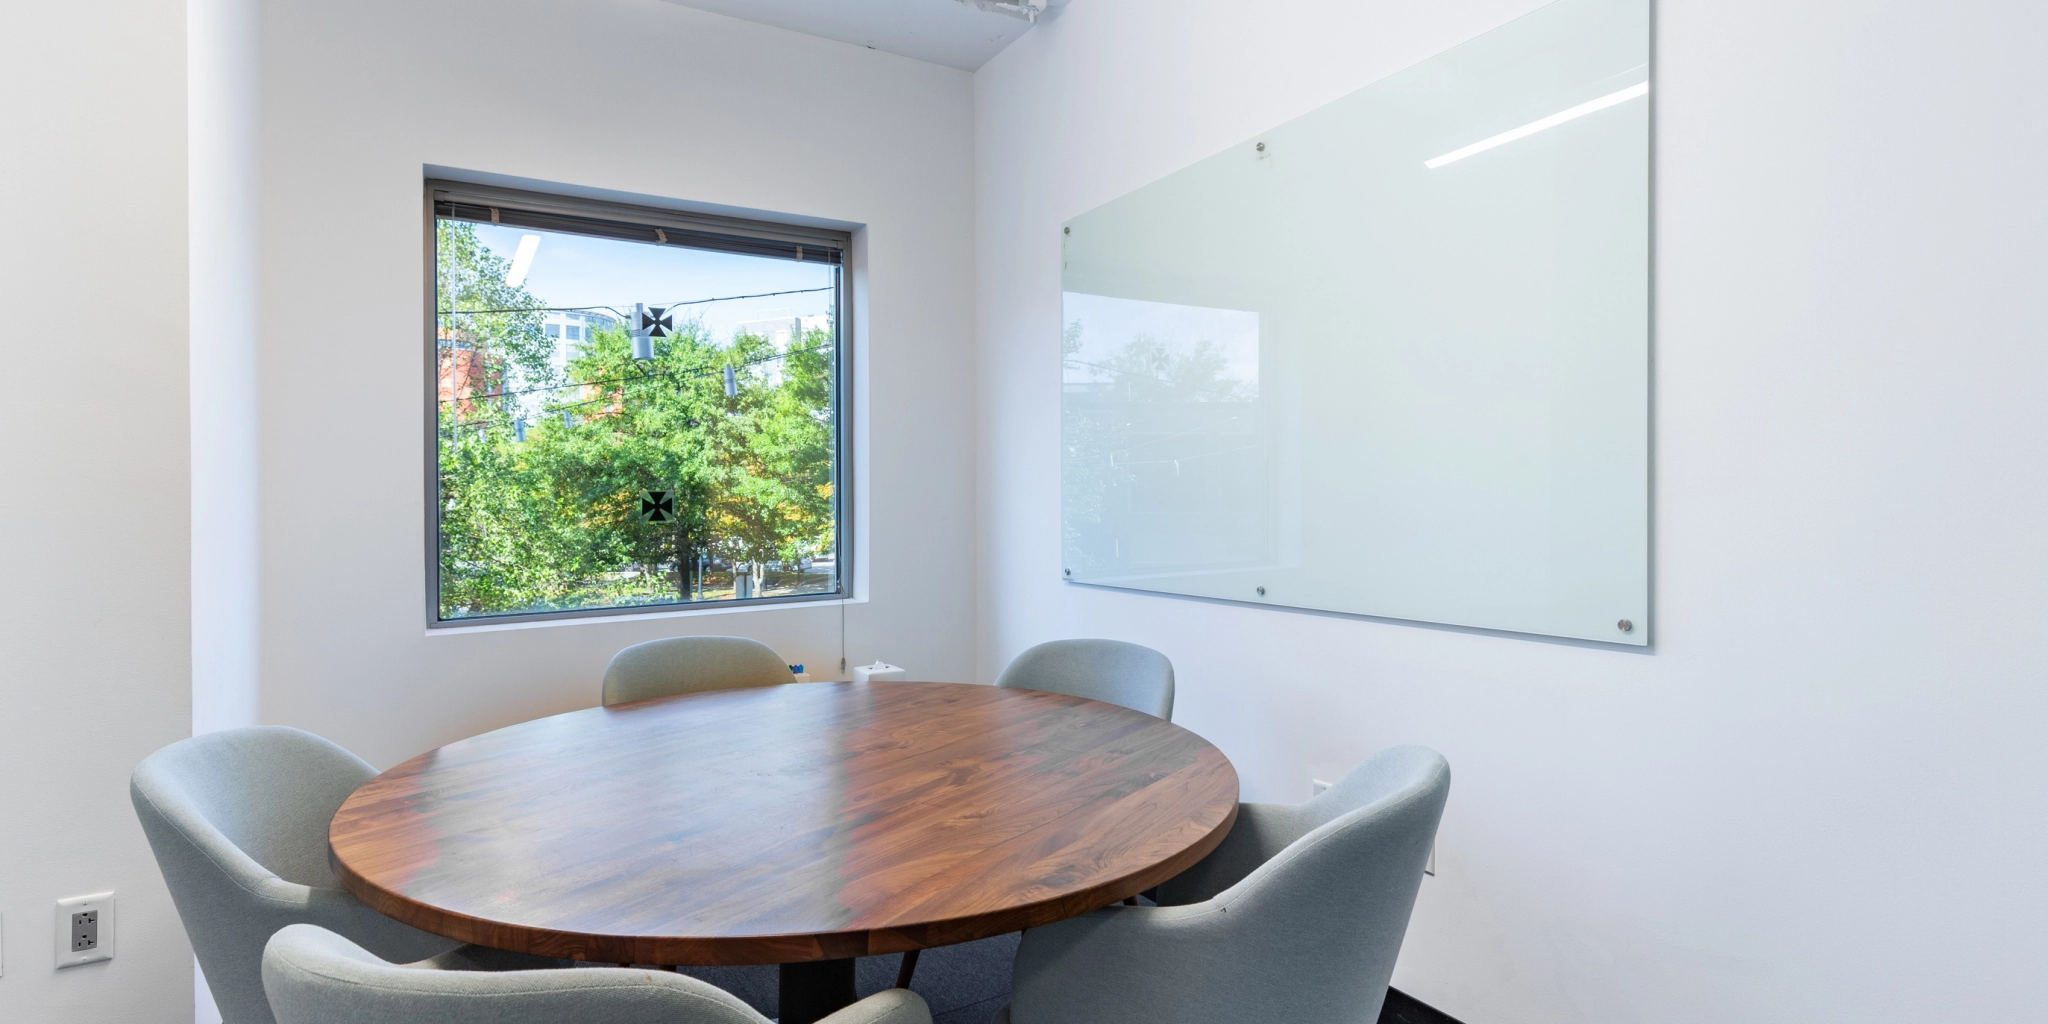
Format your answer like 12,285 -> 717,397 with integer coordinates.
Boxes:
471,223 -> 836,345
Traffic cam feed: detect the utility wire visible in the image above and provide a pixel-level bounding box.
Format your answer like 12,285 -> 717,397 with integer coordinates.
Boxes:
1062,357 -> 1251,395
438,285 -> 834,318
440,343 -> 831,405
1109,444 -> 1262,468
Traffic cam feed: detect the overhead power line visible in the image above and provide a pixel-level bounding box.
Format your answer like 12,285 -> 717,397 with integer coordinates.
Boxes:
440,343 -> 832,405
438,285 -> 834,318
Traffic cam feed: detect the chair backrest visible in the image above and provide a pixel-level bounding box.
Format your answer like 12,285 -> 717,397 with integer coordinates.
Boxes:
132,727 -> 452,1024
136,726 -> 371,886
601,635 -> 794,706
1009,746 -> 1448,1024
1200,746 -> 1448,1020
1154,745 -> 1444,906
262,924 -> 772,1024
993,639 -> 1175,719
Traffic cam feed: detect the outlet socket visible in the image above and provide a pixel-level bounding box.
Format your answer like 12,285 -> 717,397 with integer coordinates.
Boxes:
55,892 -> 115,968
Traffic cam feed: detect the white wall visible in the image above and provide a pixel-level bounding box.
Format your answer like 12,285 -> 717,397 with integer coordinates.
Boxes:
975,1 -> 2048,1021
191,0 -> 263,740
189,3 -> 263,1015
254,0 -> 978,769
0,0 -> 196,1020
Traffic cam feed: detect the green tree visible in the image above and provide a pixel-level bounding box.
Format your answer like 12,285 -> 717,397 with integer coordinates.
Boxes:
702,324 -> 838,593
435,221 -> 556,393
433,220 -> 839,618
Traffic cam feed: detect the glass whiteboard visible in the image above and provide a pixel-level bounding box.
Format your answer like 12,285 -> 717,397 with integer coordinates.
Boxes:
1060,0 -> 1649,645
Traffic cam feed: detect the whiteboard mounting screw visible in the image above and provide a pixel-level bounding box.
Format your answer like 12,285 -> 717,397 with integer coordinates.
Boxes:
1063,568 -> 1072,577
1255,142 -> 1266,152
1256,586 -> 1266,596
1617,618 -> 1634,633
1063,226 -> 1070,235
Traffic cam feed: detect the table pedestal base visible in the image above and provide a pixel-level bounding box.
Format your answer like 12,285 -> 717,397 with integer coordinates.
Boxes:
779,957 -> 856,1024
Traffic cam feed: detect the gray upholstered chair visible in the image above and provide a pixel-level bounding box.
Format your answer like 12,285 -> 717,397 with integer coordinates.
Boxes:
263,924 -> 932,1024
994,639 -> 1175,720
995,745 -> 1450,1024
131,726 -> 513,1024
601,635 -> 795,706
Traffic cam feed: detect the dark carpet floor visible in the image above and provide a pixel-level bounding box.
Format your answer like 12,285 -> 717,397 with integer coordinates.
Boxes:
678,930 -> 1463,1024
678,932 -> 1021,1024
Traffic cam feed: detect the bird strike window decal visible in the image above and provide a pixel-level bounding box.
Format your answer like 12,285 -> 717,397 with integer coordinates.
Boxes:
637,489 -> 678,523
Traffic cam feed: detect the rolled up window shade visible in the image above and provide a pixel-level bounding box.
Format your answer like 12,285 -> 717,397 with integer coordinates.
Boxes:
430,182 -> 845,265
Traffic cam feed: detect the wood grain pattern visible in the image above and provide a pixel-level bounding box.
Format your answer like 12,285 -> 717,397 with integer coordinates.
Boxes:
329,681 -> 1239,965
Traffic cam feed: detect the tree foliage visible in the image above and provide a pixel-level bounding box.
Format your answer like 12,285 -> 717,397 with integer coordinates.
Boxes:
435,221 -> 837,619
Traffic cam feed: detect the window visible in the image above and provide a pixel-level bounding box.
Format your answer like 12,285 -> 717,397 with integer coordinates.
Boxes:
429,182 -> 848,624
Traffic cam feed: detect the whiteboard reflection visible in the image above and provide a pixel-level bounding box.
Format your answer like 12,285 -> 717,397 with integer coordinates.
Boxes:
1061,293 -> 1267,579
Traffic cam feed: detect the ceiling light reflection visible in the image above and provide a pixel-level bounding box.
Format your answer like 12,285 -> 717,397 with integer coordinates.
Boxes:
504,234 -> 540,287
1425,80 -> 1649,169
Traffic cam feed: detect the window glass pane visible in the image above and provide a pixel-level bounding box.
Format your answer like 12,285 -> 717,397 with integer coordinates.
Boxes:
434,217 -> 841,621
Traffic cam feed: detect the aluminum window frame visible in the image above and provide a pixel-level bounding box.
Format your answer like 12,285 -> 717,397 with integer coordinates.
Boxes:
423,180 -> 854,628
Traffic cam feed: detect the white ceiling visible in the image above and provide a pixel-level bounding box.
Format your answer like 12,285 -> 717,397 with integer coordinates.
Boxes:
661,0 -> 1037,71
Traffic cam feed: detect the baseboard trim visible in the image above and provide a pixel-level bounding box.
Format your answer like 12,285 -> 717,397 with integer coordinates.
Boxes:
1380,987 -> 1468,1024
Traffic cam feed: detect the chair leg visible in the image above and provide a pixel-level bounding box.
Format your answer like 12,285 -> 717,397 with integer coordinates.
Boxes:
895,948 -> 921,989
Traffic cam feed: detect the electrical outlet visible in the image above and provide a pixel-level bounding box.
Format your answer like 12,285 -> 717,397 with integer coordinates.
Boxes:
55,893 -> 115,968
1311,778 -> 1332,796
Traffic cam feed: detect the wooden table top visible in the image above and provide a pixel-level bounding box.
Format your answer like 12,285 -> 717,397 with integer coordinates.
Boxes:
329,680 -> 1240,965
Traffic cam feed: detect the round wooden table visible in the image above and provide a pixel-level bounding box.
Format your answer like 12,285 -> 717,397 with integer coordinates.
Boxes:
329,680 -> 1239,1024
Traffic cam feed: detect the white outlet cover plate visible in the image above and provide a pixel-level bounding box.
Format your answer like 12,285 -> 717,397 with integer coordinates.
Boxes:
55,892 -> 115,968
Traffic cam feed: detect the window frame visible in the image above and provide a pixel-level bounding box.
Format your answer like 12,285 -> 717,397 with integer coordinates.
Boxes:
422,180 -> 854,629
